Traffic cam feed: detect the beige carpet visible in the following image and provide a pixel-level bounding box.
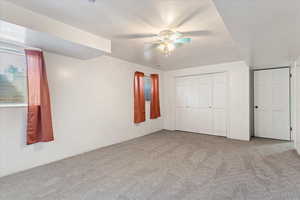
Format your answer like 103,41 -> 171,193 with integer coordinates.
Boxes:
1,130 -> 300,200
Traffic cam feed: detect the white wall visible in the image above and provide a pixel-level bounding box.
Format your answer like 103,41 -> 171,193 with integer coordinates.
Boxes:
163,61 -> 250,141
287,60 -> 300,154
0,53 -> 163,177
290,63 -> 297,142
295,60 -> 300,154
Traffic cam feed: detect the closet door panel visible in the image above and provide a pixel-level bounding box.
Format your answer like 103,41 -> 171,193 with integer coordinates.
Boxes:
195,75 -> 213,133
175,108 -> 186,131
212,73 -> 227,135
175,73 -> 227,137
189,108 -> 202,133
197,108 -> 213,134
195,76 -> 212,108
175,79 -> 189,131
212,110 -> 227,136
176,79 -> 189,108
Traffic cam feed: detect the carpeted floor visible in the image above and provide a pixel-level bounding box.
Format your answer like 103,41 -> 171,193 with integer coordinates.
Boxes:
1,130 -> 300,200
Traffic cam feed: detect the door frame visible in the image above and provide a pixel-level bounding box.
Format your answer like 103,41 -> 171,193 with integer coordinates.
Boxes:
252,66 -> 292,140
174,71 -> 229,137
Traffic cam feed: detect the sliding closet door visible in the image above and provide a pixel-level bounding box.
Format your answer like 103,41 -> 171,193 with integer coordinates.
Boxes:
175,73 -> 227,136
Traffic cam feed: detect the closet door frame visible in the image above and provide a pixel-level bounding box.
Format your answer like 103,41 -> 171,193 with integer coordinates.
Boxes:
175,72 -> 229,137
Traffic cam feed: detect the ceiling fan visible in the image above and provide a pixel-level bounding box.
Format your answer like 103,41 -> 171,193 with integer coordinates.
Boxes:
147,29 -> 191,56
114,6 -> 212,56
117,29 -> 212,56
116,30 -> 212,57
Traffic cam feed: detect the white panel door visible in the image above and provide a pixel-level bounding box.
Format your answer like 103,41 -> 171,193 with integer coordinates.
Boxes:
254,68 -> 290,140
175,73 -> 227,137
211,73 -> 227,136
193,75 -> 213,134
175,78 -> 190,132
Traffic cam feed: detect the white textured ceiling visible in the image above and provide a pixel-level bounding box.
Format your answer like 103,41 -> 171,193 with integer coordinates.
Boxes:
5,0 -> 300,70
4,0 -> 242,70
213,0 -> 300,68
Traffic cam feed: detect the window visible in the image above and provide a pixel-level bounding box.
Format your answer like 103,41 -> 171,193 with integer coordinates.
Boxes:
144,76 -> 151,101
0,51 -> 27,105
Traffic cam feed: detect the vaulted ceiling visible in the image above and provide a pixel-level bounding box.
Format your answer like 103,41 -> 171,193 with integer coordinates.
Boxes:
4,0 -> 300,70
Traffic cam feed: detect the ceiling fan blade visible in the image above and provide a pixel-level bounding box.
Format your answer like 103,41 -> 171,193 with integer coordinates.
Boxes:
169,6 -> 208,29
144,43 -> 160,51
174,43 -> 184,48
114,33 -> 157,39
180,30 -> 213,37
150,40 -> 163,44
174,38 -> 191,44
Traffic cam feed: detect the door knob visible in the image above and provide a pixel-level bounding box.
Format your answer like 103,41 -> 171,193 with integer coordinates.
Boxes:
255,106 -> 258,109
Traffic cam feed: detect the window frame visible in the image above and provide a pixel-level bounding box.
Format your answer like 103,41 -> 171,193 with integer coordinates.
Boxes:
144,76 -> 152,102
0,49 -> 27,107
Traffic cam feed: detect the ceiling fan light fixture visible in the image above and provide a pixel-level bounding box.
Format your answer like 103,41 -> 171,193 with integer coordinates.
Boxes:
158,30 -> 181,42
157,43 -> 165,51
145,29 -> 193,56
157,42 -> 175,56
167,43 -> 175,51
169,33 -> 179,41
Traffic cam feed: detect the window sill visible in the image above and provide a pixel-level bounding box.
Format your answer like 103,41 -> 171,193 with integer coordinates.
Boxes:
0,104 -> 27,108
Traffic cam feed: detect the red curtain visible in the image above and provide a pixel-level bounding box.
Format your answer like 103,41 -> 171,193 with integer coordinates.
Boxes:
134,71 -> 146,123
150,74 -> 161,119
26,50 -> 54,145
